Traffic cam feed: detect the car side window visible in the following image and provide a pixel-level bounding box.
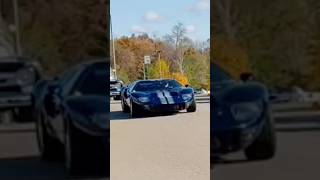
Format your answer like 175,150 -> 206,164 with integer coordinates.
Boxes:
128,82 -> 136,92
60,66 -> 85,97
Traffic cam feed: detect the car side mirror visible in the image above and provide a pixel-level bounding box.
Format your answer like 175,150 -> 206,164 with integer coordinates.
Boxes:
123,88 -> 128,98
240,72 -> 254,82
185,84 -> 189,88
45,84 -> 62,115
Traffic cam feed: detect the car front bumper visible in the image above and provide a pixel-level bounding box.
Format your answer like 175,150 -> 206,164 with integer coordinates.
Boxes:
110,91 -> 120,97
141,100 -> 194,112
0,94 -> 32,109
211,123 -> 263,154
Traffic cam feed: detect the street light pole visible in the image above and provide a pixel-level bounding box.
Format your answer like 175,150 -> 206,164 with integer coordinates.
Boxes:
13,0 -> 21,56
110,12 -> 117,78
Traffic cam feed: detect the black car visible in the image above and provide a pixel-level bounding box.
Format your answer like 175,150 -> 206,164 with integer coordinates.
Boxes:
211,64 -> 276,160
121,79 -> 196,117
0,56 -> 42,121
35,60 -> 108,175
110,79 -> 123,100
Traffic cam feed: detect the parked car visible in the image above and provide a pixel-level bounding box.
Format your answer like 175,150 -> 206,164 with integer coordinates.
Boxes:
211,64 -> 276,160
35,59 -> 109,175
110,79 -> 123,100
0,56 -> 42,121
121,79 -> 196,117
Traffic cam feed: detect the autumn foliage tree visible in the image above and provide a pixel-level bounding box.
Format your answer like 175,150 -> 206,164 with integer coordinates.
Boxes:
114,26 -> 209,89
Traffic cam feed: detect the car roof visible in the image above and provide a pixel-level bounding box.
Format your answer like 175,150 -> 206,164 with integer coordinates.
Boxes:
0,56 -> 31,62
135,79 -> 173,82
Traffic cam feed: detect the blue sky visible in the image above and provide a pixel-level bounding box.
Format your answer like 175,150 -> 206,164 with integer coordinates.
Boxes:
111,0 -> 210,41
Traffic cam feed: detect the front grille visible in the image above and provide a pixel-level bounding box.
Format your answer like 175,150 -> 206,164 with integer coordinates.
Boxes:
212,130 -> 242,153
0,86 -> 21,93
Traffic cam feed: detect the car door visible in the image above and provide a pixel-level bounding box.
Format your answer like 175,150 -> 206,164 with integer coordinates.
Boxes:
48,66 -> 84,141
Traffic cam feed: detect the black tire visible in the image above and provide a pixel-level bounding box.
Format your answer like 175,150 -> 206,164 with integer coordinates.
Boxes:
187,99 -> 197,112
130,101 -> 141,118
114,95 -> 121,100
121,97 -> 130,113
14,106 -> 33,122
65,120 -> 84,175
36,112 -> 63,161
65,120 -> 107,176
245,111 -> 276,160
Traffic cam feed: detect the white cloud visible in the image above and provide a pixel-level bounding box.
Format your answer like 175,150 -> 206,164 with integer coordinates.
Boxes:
131,25 -> 148,34
186,25 -> 196,33
188,0 -> 210,12
143,11 -> 163,22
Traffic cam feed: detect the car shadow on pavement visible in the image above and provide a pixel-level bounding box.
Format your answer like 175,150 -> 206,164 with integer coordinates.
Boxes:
110,111 -> 131,120
110,111 -> 178,120
0,156 -> 66,179
210,155 -> 266,169
0,156 -> 109,180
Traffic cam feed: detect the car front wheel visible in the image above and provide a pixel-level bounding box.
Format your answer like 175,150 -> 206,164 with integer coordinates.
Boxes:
187,99 -> 197,112
36,112 -> 63,161
244,110 -> 276,160
121,97 -> 130,113
130,101 -> 141,118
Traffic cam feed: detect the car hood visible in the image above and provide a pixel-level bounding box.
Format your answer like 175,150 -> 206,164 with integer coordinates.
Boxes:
212,80 -> 268,103
132,88 -> 193,104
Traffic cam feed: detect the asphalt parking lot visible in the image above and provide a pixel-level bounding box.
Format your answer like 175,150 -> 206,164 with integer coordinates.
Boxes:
110,96 -> 210,180
212,111 -> 320,180
0,120 -> 108,180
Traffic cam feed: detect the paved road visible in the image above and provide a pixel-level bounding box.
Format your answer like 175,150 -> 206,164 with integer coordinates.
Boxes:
110,98 -> 210,180
0,120 -> 108,180
212,113 -> 320,180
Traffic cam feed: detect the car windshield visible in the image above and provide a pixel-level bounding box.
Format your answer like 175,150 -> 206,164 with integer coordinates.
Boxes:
74,63 -> 107,96
133,80 -> 182,91
211,64 -> 231,83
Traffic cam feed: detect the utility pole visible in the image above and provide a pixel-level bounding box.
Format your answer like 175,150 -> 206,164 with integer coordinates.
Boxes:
13,0 -> 21,56
110,12 -> 117,78
154,42 -> 162,79
143,62 -> 146,80
158,50 -> 162,79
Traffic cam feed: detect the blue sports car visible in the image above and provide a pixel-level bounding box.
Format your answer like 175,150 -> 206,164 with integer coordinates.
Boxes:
34,60 -> 109,175
211,64 -> 276,160
121,79 -> 197,117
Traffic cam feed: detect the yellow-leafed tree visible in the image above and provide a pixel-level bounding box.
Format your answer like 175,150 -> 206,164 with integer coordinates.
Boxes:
148,59 -> 171,79
171,72 -> 189,86
212,36 -> 251,79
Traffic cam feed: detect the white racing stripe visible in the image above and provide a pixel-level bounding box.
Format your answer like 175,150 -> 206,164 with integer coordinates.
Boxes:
163,90 -> 175,104
156,90 -> 167,104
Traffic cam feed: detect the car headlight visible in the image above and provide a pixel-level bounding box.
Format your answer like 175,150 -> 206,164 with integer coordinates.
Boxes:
182,93 -> 193,101
16,67 -> 35,85
230,101 -> 263,122
138,97 -> 150,103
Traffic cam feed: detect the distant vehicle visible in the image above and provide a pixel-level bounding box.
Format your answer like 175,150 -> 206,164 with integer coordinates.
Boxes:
121,79 -> 196,117
0,56 -> 42,121
211,64 -> 276,160
194,88 -> 209,95
110,79 -> 123,100
35,60 -> 108,175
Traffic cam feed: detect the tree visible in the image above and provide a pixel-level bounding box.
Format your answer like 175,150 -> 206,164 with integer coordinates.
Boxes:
149,59 -> 171,79
164,23 -> 192,74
